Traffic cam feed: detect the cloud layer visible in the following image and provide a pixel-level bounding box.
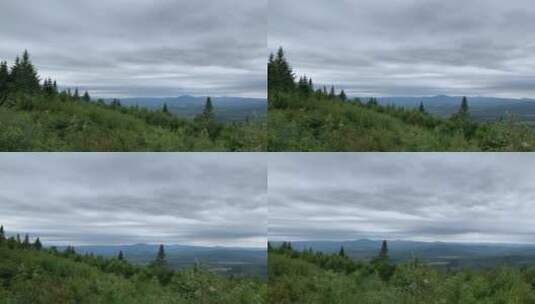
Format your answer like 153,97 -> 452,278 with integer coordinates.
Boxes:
0,0 -> 267,98
269,153 -> 535,244
269,0 -> 535,98
0,153 -> 267,247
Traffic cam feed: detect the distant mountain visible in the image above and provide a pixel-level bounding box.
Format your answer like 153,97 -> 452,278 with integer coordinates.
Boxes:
376,95 -> 535,125
55,243 -> 267,277
272,239 -> 535,270
113,95 -> 266,122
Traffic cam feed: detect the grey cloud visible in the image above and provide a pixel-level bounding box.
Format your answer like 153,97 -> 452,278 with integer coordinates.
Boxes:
0,153 -> 267,248
269,153 -> 535,244
269,0 -> 535,98
0,0 -> 267,98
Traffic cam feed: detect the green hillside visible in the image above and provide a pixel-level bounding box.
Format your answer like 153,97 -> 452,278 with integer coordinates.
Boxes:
268,242 -> 535,304
0,51 -> 265,151
268,48 -> 535,151
0,227 -> 266,304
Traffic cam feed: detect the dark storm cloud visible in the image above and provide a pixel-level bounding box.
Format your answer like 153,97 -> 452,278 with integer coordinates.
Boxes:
269,153 -> 535,244
0,153 -> 267,247
269,0 -> 535,98
0,0 -> 267,98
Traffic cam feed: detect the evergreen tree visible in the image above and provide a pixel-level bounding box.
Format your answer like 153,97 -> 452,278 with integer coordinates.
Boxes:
118,250 -> 124,261
9,50 -> 40,94
379,240 -> 388,259
200,97 -> 215,121
22,234 -> 30,248
34,237 -> 42,250
338,246 -> 346,257
16,234 -> 21,244
268,47 -> 295,93
82,91 -> 90,102
0,225 -> 4,241
73,88 -> 80,100
419,102 -> 425,113
329,86 -> 336,99
154,244 -> 166,267
339,90 -> 347,101
162,103 -> 169,114
458,96 -> 469,117
0,61 -> 8,97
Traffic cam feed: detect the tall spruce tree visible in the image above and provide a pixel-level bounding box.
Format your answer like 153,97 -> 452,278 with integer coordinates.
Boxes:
339,90 -> 347,101
379,240 -> 388,259
9,50 -> 40,94
458,96 -> 469,117
34,237 -> 42,250
200,97 -> 214,121
0,225 -> 5,242
22,234 -> 30,248
268,47 -> 295,93
154,244 -> 167,267
338,246 -> 346,257
419,102 -> 425,113
82,91 -> 90,102
118,250 -> 124,261
0,61 -> 8,96
329,86 -> 336,99
162,103 -> 169,113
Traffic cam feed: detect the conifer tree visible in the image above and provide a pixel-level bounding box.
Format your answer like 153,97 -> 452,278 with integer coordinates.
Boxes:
379,240 -> 388,259
82,91 -> 90,102
458,96 -> 469,117
329,86 -> 336,99
74,88 -> 80,100
118,250 -> 124,261
9,50 -> 40,94
0,61 -> 8,96
339,90 -> 347,101
268,47 -> 295,93
419,102 -> 425,113
0,225 -> 4,241
34,237 -> 42,250
338,246 -> 346,257
16,234 -> 21,244
154,244 -> 167,267
200,97 -> 215,121
22,234 -> 30,248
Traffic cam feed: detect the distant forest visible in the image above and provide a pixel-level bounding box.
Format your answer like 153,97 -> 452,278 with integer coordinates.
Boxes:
268,240 -> 535,303
268,47 -> 535,151
0,51 -> 265,151
0,225 -> 266,303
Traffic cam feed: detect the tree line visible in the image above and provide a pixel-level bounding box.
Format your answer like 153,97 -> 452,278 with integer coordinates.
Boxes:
268,47 -> 472,118
269,239 -> 396,281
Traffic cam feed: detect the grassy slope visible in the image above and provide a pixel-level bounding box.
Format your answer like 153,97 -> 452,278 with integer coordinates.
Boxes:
269,252 -> 535,304
0,244 -> 267,304
0,94 -> 266,151
268,93 -> 535,151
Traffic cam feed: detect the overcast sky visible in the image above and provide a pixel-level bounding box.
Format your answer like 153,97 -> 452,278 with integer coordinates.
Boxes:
0,0 -> 266,98
269,153 -> 535,244
0,153 -> 266,248
269,0 -> 535,98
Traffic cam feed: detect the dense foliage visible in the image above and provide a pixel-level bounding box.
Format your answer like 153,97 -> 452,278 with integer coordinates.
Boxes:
0,226 -> 267,303
268,241 -> 535,304
0,51 -> 265,151
268,48 -> 535,151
